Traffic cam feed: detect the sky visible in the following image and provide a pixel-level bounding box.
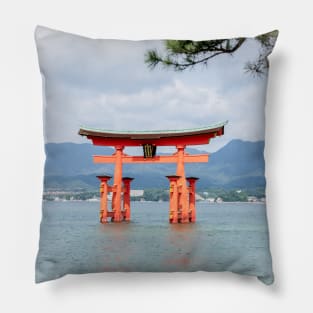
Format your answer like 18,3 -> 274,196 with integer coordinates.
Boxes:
36,26 -> 270,152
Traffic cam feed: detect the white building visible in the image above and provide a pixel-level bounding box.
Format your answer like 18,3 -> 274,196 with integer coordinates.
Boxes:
195,193 -> 205,201
130,190 -> 144,197
247,196 -> 258,202
215,197 -> 223,203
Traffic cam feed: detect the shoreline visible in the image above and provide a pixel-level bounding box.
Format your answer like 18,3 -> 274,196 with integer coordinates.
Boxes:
42,199 -> 265,204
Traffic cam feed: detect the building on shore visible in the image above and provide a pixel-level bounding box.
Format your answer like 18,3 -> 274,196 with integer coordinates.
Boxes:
207,197 -> 215,203
247,196 -> 258,202
130,190 -> 144,197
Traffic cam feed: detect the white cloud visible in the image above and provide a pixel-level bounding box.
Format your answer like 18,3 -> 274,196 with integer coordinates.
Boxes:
44,78 -> 266,152
37,26 -> 268,151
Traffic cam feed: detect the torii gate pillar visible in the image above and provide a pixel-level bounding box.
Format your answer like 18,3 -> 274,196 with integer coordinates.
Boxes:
123,177 -> 134,222
186,177 -> 199,223
112,145 -> 124,222
97,175 -> 112,223
176,145 -> 189,223
166,175 -> 180,223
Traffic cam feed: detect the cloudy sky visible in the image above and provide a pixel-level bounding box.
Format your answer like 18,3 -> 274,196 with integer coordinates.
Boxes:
36,26 -> 270,152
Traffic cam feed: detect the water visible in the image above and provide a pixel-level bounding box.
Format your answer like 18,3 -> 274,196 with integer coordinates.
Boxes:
36,201 -> 273,284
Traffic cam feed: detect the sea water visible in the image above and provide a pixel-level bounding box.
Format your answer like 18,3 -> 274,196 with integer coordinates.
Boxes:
36,201 -> 273,284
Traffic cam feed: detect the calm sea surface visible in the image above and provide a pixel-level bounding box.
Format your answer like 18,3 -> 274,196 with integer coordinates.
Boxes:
36,201 -> 273,284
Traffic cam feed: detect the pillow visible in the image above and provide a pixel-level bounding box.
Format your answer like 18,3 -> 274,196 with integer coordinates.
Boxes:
35,26 -> 278,284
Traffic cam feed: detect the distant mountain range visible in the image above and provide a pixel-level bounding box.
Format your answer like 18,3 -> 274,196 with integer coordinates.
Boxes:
44,139 -> 265,190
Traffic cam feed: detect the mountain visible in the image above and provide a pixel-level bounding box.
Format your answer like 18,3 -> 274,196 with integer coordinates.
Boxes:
201,139 -> 265,187
44,143 -> 115,176
44,139 -> 265,190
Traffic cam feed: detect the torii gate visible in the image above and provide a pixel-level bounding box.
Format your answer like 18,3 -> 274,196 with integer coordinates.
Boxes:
79,122 -> 227,224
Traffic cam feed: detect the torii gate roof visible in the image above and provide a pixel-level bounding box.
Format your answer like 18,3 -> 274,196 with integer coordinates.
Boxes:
79,121 -> 227,146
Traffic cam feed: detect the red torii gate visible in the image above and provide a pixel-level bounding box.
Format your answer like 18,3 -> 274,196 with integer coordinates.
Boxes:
79,122 -> 227,224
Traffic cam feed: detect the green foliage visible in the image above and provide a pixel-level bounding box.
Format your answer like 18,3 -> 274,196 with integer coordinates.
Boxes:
143,189 -> 169,201
146,38 -> 245,71
43,187 -> 264,203
43,191 -> 99,201
76,192 -> 98,200
244,187 -> 265,198
217,190 -> 248,202
199,187 -> 266,202
145,30 -> 278,76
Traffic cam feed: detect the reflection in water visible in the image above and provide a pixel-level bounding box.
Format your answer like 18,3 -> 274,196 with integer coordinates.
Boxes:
167,224 -> 197,269
97,222 -> 133,271
36,201 -> 273,284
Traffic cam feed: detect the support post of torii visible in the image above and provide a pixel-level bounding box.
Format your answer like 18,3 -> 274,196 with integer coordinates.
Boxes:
176,145 -> 189,223
186,177 -> 199,223
122,177 -> 134,222
166,175 -> 180,223
112,145 -> 124,222
97,175 -> 112,223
